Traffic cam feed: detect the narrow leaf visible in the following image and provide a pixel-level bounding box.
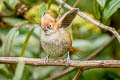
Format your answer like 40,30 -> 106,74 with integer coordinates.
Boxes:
21,28 -> 35,57
2,17 -> 28,26
37,3 -> 46,17
12,61 -> 25,80
102,0 -> 120,24
2,28 -> 19,56
97,0 -> 106,7
35,3 -> 46,23
8,0 -> 17,9
94,0 -> 101,20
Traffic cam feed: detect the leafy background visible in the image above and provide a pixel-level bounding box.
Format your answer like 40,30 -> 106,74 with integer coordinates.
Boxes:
0,0 -> 120,80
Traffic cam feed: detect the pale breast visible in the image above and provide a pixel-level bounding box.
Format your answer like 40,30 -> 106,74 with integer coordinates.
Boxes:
40,29 -> 72,57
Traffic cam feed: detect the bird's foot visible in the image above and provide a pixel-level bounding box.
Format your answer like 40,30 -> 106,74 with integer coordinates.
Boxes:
44,55 -> 50,64
64,52 -> 70,67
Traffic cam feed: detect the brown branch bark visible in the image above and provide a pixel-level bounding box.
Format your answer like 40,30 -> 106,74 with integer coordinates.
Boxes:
55,0 -> 120,43
73,68 -> 84,80
46,35 -> 115,80
0,57 -> 120,68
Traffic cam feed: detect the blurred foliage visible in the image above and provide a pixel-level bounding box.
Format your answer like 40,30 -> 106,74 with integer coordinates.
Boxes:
0,0 -> 120,80
12,61 -> 25,80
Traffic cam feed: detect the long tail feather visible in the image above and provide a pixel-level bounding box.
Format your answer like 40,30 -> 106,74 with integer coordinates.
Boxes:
69,47 -> 87,56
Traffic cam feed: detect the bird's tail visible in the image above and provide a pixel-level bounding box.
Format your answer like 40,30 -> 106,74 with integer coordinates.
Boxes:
69,47 -> 86,56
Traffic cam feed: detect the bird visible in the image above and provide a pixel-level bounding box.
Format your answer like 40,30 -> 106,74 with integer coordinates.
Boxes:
40,8 -> 80,64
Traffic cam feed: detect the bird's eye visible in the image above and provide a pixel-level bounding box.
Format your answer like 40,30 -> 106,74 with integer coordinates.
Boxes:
47,24 -> 52,29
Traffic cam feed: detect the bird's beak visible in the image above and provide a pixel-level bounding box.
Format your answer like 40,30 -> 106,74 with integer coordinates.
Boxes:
42,27 -> 48,32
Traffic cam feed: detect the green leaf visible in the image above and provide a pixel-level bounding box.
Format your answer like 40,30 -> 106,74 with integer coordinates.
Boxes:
102,0 -> 120,24
12,61 -> 25,80
35,3 -> 46,23
73,34 -> 110,52
5,0 -> 17,9
8,0 -> 17,9
94,0 -> 102,20
37,3 -> 46,18
2,17 -> 28,26
20,0 -> 41,5
97,0 -> 106,7
21,28 -> 35,57
2,28 -> 19,56
0,0 -> 2,12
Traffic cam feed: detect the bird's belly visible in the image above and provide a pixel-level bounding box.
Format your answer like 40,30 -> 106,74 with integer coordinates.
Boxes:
41,37 -> 71,57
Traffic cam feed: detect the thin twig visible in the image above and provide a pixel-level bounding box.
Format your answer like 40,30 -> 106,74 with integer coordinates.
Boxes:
57,0 -> 66,21
73,68 -> 84,80
55,0 -> 120,43
73,0 -> 80,8
57,3 -> 62,21
46,35 -> 115,80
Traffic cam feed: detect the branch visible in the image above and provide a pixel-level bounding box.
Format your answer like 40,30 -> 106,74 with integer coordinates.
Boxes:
73,68 -> 84,80
0,57 -> 120,68
55,0 -> 120,43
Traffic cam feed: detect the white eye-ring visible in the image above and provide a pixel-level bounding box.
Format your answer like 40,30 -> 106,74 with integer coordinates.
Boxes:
47,23 -> 52,29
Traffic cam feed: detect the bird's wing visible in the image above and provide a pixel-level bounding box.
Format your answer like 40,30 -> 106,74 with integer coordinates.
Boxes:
58,8 -> 79,29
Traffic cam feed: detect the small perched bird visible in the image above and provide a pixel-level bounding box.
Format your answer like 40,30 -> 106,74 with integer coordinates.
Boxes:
40,8 -> 80,64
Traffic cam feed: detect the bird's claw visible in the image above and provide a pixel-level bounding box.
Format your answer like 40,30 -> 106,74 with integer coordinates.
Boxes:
64,57 -> 70,66
44,55 -> 49,64
64,52 -> 70,67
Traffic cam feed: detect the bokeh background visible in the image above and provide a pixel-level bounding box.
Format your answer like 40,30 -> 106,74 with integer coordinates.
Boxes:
0,0 -> 120,80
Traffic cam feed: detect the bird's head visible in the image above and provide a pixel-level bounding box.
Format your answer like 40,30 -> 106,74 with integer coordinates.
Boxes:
41,8 -> 79,35
41,12 -> 58,35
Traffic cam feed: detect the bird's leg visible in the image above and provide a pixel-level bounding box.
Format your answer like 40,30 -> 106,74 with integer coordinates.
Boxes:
44,55 -> 50,64
64,51 -> 70,66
